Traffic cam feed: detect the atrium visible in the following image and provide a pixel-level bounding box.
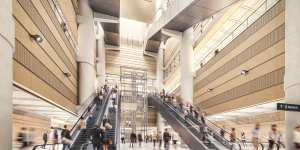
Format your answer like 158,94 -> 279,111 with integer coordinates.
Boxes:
0,0 -> 299,150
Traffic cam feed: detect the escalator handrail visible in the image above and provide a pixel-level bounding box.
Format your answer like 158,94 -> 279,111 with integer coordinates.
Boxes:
70,92 -> 97,134
114,91 -> 121,149
116,94 -> 121,150
161,99 -> 241,150
150,96 -> 209,150
32,90 -> 112,150
32,143 -> 63,150
96,89 -> 113,125
165,100 -> 240,143
71,89 -> 112,147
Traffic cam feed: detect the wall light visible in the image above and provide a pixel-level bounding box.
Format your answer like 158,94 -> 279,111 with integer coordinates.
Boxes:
63,72 -> 71,77
61,23 -> 68,32
214,49 -> 219,56
29,34 -> 43,43
241,70 -> 249,76
207,88 -> 213,92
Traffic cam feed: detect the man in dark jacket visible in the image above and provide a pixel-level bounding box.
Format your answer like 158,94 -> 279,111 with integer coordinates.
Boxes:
163,129 -> 171,150
61,125 -> 71,150
42,131 -> 48,148
130,132 -> 137,147
90,125 -> 104,150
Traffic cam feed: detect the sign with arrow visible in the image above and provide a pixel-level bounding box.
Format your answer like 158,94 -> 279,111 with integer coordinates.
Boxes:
277,103 -> 300,112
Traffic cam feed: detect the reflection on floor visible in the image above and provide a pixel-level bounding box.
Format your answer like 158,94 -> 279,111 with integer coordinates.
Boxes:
120,142 -> 191,150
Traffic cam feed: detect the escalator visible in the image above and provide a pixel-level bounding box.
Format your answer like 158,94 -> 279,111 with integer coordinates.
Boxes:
71,91 -> 112,150
32,89 -> 113,150
148,96 -> 236,150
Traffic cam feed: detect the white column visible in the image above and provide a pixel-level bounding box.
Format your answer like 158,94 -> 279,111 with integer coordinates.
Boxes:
285,0 -> 300,149
156,44 -> 165,133
157,113 -> 164,132
156,44 -> 164,91
78,0 -> 96,104
0,0 -> 14,149
180,27 -> 194,105
96,39 -> 106,87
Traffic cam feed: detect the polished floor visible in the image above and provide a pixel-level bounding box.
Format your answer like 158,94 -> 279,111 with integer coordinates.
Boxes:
120,142 -> 191,150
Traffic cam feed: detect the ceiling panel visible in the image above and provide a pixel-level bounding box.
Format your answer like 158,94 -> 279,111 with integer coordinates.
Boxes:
90,0 -> 120,17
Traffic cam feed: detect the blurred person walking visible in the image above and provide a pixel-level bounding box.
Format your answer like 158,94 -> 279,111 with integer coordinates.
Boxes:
241,132 -> 246,147
157,131 -> 162,148
294,124 -> 300,149
153,133 -> 157,147
268,124 -> 278,150
42,131 -> 48,148
61,125 -> 72,150
138,133 -> 143,147
230,128 -> 237,143
252,123 -> 260,150
130,132 -> 136,148
163,129 -> 171,150
17,127 -> 28,150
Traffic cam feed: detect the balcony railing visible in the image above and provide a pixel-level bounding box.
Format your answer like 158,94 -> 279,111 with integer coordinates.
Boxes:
193,0 -> 280,72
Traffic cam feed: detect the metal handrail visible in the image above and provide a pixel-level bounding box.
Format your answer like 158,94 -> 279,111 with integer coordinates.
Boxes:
194,0 -> 280,71
115,91 -> 121,150
32,90 -> 112,150
162,100 -> 241,150
70,93 -> 97,134
32,143 -> 63,150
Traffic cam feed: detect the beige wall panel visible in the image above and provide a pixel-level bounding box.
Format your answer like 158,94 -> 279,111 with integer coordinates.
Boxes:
14,0 -> 77,78
196,53 -> 284,103
202,84 -> 284,115
106,49 -> 156,78
164,66 -> 181,85
194,41 -> 285,101
57,0 -> 78,40
106,63 -> 156,78
194,12 -> 285,83
30,0 -> 76,67
15,20 -> 77,94
14,61 -> 77,112
106,56 -> 156,68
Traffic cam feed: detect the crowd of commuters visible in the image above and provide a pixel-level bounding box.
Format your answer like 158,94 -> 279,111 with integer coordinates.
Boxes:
157,89 -> 300,149
122,128 -> 177,150
16,85 -> 118,150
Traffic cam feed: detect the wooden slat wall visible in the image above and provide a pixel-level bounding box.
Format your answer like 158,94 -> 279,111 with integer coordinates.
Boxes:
106,48 -> 156,79
193,0 -> 285,114
13,0 -> 78,110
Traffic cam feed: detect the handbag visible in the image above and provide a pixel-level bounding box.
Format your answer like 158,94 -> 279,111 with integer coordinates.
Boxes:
108,139 -> 113,145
